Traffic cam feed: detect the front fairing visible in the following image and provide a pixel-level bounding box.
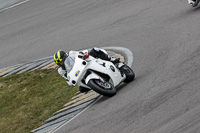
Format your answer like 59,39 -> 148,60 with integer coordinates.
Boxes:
64,55 -> 87,86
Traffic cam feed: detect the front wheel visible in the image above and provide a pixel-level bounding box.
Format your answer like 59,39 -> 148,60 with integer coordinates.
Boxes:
121,64 -> 135,83
87,79 -> 116,97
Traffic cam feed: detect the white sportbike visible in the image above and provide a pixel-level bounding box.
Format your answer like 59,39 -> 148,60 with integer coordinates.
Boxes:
64,53 -> 135,97
188,0 -> 200,7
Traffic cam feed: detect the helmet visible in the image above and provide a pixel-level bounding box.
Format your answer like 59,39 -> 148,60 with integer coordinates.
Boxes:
54,50 -> 68,68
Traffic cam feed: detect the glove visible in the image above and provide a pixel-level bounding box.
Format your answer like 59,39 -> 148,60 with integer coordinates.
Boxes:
64,73 -> 67,78
82,52 -> 89,60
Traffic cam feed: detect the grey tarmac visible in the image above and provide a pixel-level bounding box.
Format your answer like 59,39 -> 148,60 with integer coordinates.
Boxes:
0,0 -> 200,133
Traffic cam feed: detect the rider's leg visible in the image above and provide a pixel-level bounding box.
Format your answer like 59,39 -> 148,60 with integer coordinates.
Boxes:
89,48 -> 120,64
89,48 -> 110,61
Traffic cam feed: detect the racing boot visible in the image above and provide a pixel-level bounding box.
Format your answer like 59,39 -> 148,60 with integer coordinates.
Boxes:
79,86 -> 91,94
110,57 -> 120,64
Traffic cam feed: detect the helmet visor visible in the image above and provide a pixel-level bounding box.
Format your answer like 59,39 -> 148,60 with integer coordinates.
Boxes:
58,59 -> 65,65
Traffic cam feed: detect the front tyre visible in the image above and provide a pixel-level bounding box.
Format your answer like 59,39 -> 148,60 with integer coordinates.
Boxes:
87,79 -> 116,97
121,64 -> 135,83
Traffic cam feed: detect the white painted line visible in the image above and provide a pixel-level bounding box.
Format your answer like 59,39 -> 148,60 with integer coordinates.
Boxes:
0,0 -> 30,13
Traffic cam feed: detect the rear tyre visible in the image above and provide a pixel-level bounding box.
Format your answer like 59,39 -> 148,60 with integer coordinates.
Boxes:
121,64 -> 135,83
87,79 -> 116,97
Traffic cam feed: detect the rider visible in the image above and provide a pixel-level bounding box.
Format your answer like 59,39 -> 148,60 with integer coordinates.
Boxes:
53,47 -> 120,93
188,0 -> 199,7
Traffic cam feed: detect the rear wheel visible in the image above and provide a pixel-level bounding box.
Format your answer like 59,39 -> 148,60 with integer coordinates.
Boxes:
121,64 -> 135,83
87,79 -> 116,97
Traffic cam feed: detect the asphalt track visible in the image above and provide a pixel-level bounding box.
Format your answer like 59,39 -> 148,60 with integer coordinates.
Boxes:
1,0 -> 200,133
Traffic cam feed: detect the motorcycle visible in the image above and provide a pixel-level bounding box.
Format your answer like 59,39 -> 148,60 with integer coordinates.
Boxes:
188,0 -> 200,7
64,52 -> 135,97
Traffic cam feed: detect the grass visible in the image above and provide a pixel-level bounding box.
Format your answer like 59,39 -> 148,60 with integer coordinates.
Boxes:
0,69 -> 78,133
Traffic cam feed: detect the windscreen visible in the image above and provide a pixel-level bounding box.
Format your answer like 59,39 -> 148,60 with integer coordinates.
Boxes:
64,55 -> 75,73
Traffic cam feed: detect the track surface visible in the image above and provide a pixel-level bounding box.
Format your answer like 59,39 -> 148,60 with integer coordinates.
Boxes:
1,0 -> 200,133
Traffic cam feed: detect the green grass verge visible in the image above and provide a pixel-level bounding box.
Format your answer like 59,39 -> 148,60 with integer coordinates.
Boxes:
0,69 -> 78,133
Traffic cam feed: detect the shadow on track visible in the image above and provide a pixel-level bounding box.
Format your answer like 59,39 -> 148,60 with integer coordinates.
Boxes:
95,76 -> 140,103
